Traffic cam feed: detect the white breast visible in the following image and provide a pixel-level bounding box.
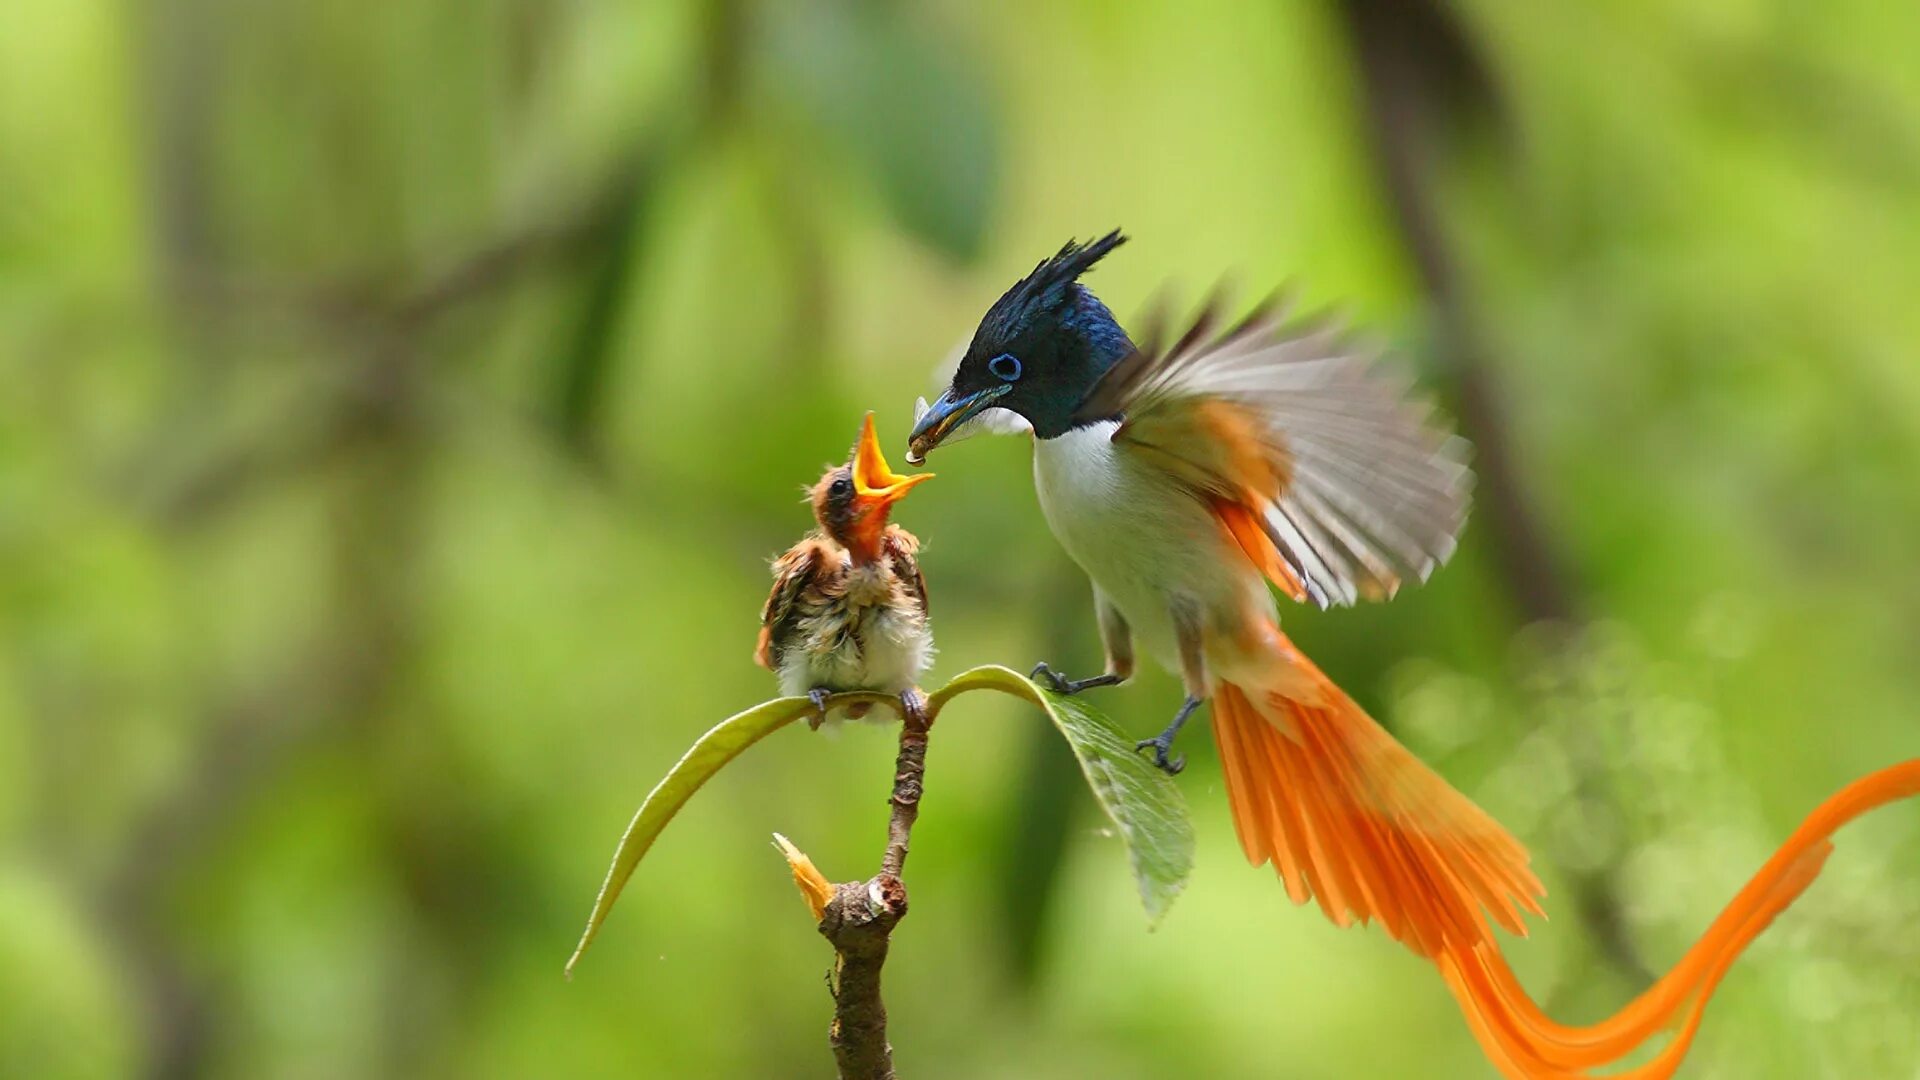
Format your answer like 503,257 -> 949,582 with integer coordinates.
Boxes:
1033,424 -> 1272,675
776,562 -> 934,702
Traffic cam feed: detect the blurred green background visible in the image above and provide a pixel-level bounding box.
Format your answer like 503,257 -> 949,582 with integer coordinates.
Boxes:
5,1 -> 1920,1077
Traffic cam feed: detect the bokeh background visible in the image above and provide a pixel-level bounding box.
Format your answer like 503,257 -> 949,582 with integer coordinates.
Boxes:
6,1 -> 1920,1077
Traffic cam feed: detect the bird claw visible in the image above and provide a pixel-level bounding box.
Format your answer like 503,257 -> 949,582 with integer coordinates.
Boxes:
807,688 -> 833,730
1029,661 -> 1072,694
1134,735 -> 1186,776
1135,697 -> 1200,776
1029,662 -> 1123,696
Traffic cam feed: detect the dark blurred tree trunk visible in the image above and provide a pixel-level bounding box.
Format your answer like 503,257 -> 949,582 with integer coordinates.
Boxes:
548,0 -> 746,457
551,157 -> 654,454
1331,0 -> 1653,986
1334,0 -> 1573,627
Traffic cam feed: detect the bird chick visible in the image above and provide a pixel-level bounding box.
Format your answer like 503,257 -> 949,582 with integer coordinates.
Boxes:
757,413 -> 934,723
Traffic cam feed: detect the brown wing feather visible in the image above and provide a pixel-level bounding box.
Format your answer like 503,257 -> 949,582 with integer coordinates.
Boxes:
757,538 -> 829,670
882,525 -> 928,619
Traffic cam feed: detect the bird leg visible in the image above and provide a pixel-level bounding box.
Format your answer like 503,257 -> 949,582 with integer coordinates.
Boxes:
1135,697 -> 1201,775
1029,662 -> 1124,696
1135,599 -> 1208,775
1030,590 -> 1136,695
807,687 -> 834,730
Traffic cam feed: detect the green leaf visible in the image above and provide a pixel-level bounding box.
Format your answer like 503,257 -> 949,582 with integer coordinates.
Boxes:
759,4 -> 999,260
932,666 -> 1195,924
564,695 -> 823,977
565,668 -> 1192,976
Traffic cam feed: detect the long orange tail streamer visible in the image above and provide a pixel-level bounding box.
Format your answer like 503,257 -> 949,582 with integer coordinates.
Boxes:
1212,626 -> 1920,1079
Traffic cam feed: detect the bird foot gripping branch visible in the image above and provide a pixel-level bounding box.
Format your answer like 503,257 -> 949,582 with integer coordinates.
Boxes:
1027,660 -> 1124,697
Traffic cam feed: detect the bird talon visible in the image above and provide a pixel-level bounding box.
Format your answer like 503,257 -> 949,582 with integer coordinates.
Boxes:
807,688 -> 833,730
1029,661 -> 1072,694
1030,662 -> 1123,696
1134,736 -> 1185,775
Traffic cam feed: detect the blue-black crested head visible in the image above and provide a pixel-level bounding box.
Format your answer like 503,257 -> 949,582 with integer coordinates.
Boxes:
970,231 -> 1132,373
913,231 -> 1135,450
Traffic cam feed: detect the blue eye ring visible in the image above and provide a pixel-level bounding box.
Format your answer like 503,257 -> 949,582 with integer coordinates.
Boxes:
988,353 -> 1022,382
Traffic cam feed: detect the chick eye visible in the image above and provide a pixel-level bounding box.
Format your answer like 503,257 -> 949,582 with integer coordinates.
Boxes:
988,353 -> 1022,382
830,475 -> 853,496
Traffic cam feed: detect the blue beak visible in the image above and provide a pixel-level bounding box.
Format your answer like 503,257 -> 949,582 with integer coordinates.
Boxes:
905,384 -> 1011,465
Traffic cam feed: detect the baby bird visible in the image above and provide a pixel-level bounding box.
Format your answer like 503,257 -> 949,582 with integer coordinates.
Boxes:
757,413 -> 935,721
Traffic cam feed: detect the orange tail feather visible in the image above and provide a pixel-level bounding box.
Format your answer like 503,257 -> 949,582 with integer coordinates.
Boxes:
1212,643 -> 1544,957
1441,761 -> 1920,1078
1213,628 -> 1920,1077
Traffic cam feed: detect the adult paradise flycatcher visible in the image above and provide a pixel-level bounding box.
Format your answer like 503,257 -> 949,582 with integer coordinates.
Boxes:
759,413 -> 934,722
905,231 -> 1920,1078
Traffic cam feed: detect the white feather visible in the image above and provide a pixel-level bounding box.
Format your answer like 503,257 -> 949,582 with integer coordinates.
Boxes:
1033,424 -> 1273,678
776,561 -> 934,701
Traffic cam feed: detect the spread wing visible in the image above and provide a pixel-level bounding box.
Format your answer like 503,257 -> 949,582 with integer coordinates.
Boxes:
1075,295 -> 1471,608
882,525 -> 928,618
757,539 -> 829,670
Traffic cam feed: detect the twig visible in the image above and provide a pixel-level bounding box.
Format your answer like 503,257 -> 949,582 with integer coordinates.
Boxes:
814,690 -> 931,1080
880,691 -> 930,878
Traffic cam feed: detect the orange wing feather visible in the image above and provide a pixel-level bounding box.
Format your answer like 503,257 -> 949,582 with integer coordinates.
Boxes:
1212,498 -> 1308,604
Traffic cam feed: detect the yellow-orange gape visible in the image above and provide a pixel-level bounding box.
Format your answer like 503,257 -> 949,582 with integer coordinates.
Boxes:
906,231 -> 1920,1078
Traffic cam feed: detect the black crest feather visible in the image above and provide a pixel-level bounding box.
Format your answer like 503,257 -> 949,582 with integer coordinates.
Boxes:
977,230 -> 1127,342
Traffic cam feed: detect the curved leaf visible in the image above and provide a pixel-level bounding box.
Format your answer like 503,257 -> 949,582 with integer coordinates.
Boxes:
933,666 -> 1194,924
565,695 -> 821,977
566,669 -> 1193,975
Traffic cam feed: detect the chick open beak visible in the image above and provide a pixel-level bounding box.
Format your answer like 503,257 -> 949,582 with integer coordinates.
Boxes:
852,412 -> 933,504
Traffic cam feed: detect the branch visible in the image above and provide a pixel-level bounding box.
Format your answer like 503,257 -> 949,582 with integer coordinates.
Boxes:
815,689 -> 929,1080
819,877 -> 906,1080
880,691 -> 930,878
